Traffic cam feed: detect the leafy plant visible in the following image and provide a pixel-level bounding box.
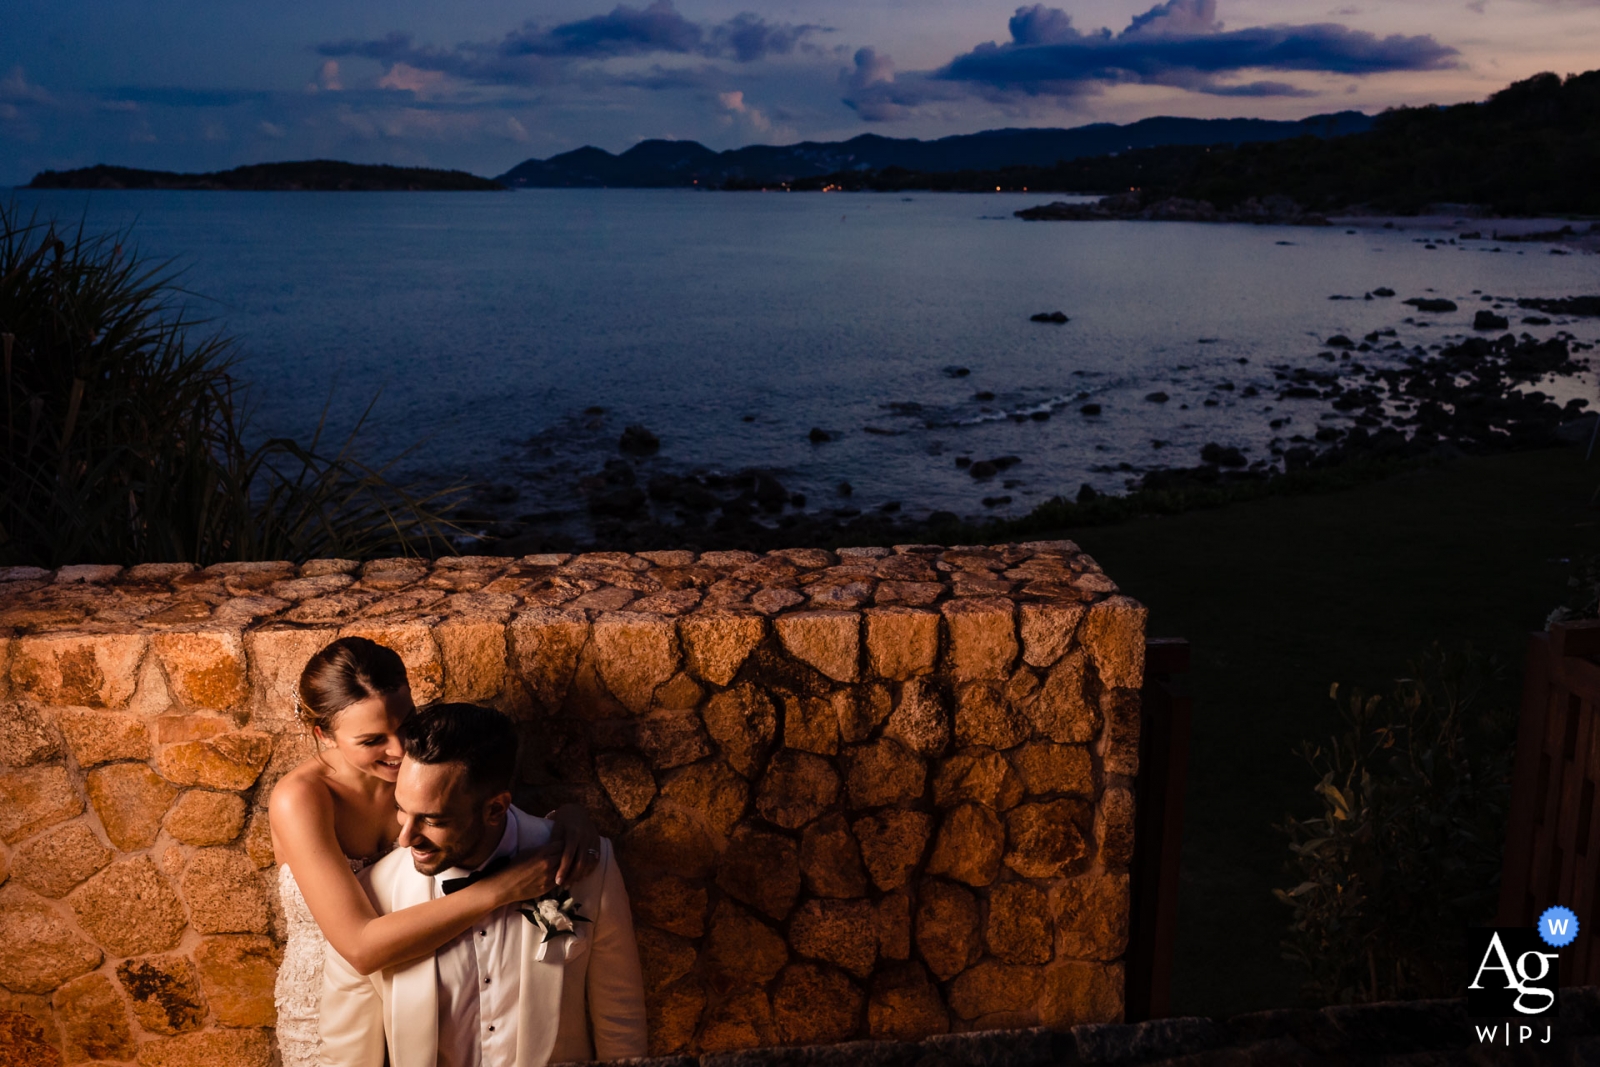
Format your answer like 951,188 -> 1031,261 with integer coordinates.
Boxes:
1275,646 -> 1516,1004
1547,555 -> 1600,625
0,202 -> 461,566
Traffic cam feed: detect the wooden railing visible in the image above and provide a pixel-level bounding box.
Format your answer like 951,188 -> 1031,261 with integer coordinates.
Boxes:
1125,637 -> 1192,1020
1499,620 -> 1600,984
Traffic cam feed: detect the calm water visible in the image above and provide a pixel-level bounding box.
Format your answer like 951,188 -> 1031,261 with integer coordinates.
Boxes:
14,188 -> 1600,528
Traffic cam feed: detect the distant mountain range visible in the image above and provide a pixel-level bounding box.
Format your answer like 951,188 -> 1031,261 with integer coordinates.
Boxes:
26,161 -> 504,191
495,113 -> 1373,188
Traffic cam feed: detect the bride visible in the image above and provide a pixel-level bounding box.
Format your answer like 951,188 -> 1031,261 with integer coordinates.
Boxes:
269,636 -> 599,1067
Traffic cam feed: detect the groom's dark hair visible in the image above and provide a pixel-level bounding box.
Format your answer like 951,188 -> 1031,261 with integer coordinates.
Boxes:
398,702 -> 518,796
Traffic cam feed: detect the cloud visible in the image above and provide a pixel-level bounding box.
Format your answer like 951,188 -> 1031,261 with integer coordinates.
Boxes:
1,67 -> 55,107
316,1 -> 825,92
312,59 -> 343,92
845,0 -> 1457,117
376,63 -> 447,97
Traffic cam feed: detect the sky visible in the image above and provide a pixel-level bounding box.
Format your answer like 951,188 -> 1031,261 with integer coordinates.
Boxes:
3,0 -> 1598,184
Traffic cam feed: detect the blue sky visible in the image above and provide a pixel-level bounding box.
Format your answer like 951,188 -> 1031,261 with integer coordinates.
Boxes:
4,0 -> 1597,184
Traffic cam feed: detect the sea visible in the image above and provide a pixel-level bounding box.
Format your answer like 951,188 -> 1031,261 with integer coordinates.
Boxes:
13,188 -> 1600,535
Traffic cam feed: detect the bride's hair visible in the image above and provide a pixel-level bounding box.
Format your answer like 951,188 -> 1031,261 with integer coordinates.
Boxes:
295,637 -> 409,737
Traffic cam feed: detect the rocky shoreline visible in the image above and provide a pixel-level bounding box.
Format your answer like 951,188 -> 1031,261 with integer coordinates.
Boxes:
1016,193 -> 1330,226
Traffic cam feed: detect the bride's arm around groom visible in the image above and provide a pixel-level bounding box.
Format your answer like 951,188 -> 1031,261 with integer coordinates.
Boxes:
318,702 -> 647,1067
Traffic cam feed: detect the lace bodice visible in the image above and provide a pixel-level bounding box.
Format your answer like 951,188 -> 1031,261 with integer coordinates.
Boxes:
275,854 -> 384,1067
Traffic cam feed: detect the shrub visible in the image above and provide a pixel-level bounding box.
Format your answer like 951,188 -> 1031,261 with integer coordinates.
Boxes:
1275,646 -> 1516,1004
0,204 -> 457,566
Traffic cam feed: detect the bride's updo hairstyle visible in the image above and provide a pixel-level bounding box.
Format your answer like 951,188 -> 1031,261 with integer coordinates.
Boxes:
295,637 -> 409,738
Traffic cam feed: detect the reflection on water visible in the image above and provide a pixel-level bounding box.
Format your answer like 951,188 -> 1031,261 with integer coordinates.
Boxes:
15,188 -> 1599,530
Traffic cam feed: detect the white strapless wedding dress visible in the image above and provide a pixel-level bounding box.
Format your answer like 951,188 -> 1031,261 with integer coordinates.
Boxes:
275,857 -> 381,1067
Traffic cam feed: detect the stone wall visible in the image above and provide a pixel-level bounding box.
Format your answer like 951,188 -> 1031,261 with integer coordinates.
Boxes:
0,542 -> 1145,1065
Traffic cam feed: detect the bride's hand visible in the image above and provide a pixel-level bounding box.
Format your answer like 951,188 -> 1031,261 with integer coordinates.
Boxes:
546,803 -> 601,886
486,847 -> 563,906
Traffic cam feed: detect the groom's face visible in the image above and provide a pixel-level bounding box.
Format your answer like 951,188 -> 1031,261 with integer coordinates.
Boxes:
394,758 -> 510,876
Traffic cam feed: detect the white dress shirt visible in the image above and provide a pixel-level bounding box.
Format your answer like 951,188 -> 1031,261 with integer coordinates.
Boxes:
432,816 -> 552,1067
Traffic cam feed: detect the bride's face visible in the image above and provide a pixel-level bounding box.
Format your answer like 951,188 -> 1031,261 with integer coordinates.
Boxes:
321,688 -> 413,781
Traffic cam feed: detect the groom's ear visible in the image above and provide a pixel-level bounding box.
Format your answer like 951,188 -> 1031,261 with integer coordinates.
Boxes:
480,789 -> 513,825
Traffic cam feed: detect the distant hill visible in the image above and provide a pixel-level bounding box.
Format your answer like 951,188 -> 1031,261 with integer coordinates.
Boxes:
26,161 -> 504,191
494,113 -> 1373,189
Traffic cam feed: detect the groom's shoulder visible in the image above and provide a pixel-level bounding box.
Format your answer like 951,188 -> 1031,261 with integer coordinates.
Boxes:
363,846 -> 412,902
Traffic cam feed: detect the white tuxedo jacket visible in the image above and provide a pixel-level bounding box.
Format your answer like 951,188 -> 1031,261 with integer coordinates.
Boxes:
319,807 -> 648,1067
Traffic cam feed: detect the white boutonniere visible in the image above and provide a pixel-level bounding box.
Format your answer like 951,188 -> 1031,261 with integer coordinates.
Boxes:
519,887 -> 591,943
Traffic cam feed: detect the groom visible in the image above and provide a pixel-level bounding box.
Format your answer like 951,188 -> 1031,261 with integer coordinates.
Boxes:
320,702 -> 648,1067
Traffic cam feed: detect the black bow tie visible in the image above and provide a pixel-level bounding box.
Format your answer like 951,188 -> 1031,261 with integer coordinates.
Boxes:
440,855 -> 510,895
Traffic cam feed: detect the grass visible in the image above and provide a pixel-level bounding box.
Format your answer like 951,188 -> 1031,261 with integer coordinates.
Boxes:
1039,443 -> 1597,1017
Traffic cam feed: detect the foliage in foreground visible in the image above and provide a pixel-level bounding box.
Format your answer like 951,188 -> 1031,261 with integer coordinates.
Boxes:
0,204 -> 458,567
1276,647 -> 1516,1005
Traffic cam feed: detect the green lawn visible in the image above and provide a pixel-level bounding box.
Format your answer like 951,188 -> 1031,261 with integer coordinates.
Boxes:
1052,444 -> 1599,1017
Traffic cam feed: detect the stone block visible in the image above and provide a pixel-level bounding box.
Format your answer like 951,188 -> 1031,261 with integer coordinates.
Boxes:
1011,743 -> 1094,797
1019,602 -> 1086,669
435,618 -> 509,703
647,978 -> 706,1056
1037,960 -> 1123,1027
704,901 -> 788,987
841,739 -> 925,810
13,822 -> 110,898
164,790 -> 247,846
151,630 -> 249,711
781,694 -> 839,757
654,672 -> 705,710
596,752 -> 658,820
701,684 -> 777,779
774,611 -> 860,683
1100,689 -> 1141,778
0,1008 -> 61,1067
86,763 -> 178,851
339,620 -> 443,703
637,926 -> 698,996
679,612 -> 765,687
53,708 -> 150,766
661,759 -> 747,836
800,813 -> 870,899
948,961 -> 1045,1024
153,715 -> 231,744
925,803 -> 1005,887
940,599 -> 1017,682
52,972 -> 135,1062
193,935 -> 281,1026
618,809 -> 718,879
242,627 -> 337,729
834,685 -> 893,745
852,810 -> 931,891
920,1028 -> 1071,1067
773,964 -> 866,1045
875,891 -> 912,961
0,887 -> 102,993
914,879 -> 980,980
1005,800 -> 1092,879
634,713 -> 714,770
1053,872 -> 1129,960
630,873 -> 708,938
864,608 -> 940,681
954,683 -> 1030,751
1096,786 -> 1136,868
884,679 -> 950,758
115,955 -> 207,1035
1027,651 -> 1100,744
0,702 -> 59,765
716,826 -> 801,920
0,764 -> 83,843
987,882 -> 1054,964
135,1028 -> 273,1067
698,987 -> 775,1052
867,962 -> 948,1041
180,848 -> 270,934
12,633 -> 145,709
755,750 -> 839,830
789,898 -> 877,978
591,613 -> 681,714
1079,596 -> 1146,689
68,856 -> 186,956
932,751 -> 1023,811
155,730 -> 273,791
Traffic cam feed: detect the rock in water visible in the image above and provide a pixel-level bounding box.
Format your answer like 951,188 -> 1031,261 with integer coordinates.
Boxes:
1403,297 -> 1458,313
1144,392 -> 1170,403
619,425 -> 660,454
1199,443 -> 1247,468
1372,287 -> 1396,297
1474,310 -> 1510,331
942,366 -> 971,377
1080,403 -> 1102,416
1030,311 -> 1070,323
808,427 -> 834,444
